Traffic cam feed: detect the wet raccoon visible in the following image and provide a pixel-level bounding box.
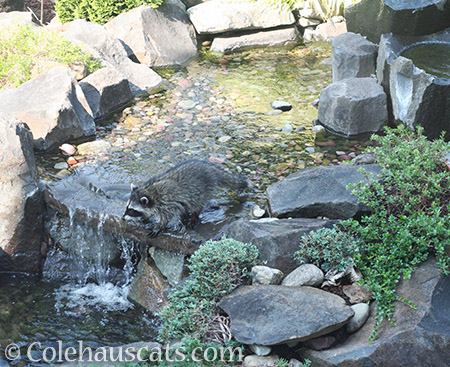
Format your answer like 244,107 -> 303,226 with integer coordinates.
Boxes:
123,160 -> 247,234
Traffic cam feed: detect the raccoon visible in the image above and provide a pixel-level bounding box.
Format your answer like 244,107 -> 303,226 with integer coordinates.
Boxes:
122,160 -> 247,234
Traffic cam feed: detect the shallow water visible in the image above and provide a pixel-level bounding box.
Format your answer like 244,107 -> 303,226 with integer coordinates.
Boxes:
401,43 -> 450,80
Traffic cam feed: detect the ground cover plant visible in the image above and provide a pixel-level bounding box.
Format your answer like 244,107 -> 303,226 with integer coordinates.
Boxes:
0,24 -> 101,89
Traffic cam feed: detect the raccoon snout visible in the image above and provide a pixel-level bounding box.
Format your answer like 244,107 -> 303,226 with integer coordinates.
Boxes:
122,207 -> 143,220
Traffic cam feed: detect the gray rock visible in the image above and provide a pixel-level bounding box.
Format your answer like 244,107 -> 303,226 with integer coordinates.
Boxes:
351,152 -> 376,165
305,147 -> 315,153
54,162 -> 69,170
305,257 -> 450,367
268,109 -> 283,116
219,285 -> 354,345
307,20 -> 347,42
150,247 -> 186,286
345,0 -> 450,43
282,124 -> 294,133
104,2 -> 197,68
271,100 -> 292,111
62,19 -> 166,95
243,355 -> 279,367
0,11 -> 33,27
77,140 -> 111,154
266,164 -> 382,220
80,67 -> 132,120
211,27 -> 299,53
0,117 -> 43,273
332,32 -> 378,82
188,0 -> 295,34
282,264 -> 324,287
346,303 -> 370,334
222,218 -> 335,273
0,66 -> 95,151
128,257 -> 169,314
251,265 -> 284,285
318,77 -> 388,137
389,54 -> 450,140
249,344 -> 272,357
178,99 -> 197,110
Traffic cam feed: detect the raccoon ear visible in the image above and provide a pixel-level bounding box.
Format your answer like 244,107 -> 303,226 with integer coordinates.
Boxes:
130,183 -> 137,191
140,196 -> 149,206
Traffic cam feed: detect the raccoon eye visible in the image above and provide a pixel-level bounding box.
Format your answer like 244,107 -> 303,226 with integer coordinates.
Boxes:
140,196 -> 150,206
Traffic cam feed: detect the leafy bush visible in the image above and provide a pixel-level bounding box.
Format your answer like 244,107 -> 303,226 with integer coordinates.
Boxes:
0,25 -> 101,89
344,125 -> 450,340
295,226 -> 360,272
158,237 -> 259,343
55,0 -> 164,25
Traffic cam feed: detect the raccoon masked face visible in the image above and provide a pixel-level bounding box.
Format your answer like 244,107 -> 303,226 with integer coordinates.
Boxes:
123,184 -> 159,225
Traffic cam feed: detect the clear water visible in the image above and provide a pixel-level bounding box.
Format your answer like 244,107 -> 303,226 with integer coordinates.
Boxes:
401,43 -> 450,80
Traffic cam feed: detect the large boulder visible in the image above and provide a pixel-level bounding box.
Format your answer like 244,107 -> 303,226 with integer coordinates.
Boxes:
61,19 -> 166,95
80,66 -> 132,120
332,32 -> 378,82
187,0 -> 295,34
266,164 -> 382,220
219,285 -> 354,345
318,77 -> 388,137
0,10 -> 33,26
0,117 -> 44,273
211,27 -> 299,53
0,0 -> 24,12
304,258 -> 450,366
222,218 -> 334,273
104,1 -> 197,68
0,66 -> 95,151
345,0 -> 450,43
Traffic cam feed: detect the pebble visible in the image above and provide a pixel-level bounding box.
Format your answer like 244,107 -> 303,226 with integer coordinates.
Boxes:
251,205 -> 265,218
305,147 -> 315,154
282,124 -> 294,133
267,109 -> 282,116
336,151 -> 346,156
54,162 -> 69,170
218,136 -> 232,143
67,157 -> 77,166
296,126 -> 306,132
59,143 -> 76,156
202,40 -> 211,46
270,100 -> 292,111
347,303 -> 370,333
178,100 -> 196,110
243,355 -> 279,367
77,141 -> 111,154
249,344 -> 271,357
312,125 -> 325,134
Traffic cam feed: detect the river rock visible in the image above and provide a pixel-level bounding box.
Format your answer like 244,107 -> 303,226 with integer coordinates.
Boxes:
0,66 -> 95,151
0,10 -> 33,27
249,344 -> 272,357
282,264 -> 324,287
345,0 -> 450,43
271,100 -> 292,111
104,1 -> 197,68
222,218 -> 335,273
0,117 -> 43,273
266,164 -> 382,220
251,265 -> 284,285
219,285 -> 354,345
80,67 -> 132,120
187,0 -> 295,34
318,77 -> 388,137
61,19 -> 165,96
304,257 -> 449,367
346,303 -> 370,333
211,27 -> 299,53
128,257 -> 169,314
332,32 -> 378,82
243,355 -> 279,367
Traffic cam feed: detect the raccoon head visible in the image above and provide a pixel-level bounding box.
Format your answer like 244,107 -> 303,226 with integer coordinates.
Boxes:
123,183 -> 161,228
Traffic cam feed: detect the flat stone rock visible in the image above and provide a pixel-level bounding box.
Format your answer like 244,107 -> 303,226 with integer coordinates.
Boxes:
304,257 -> 450,367
318,77 -> 388,137
105,2 -> 197,68
222,218 -> 335,273
211,27 -> 299,53
80,66 -> 132,120
345,0 -> 450,43
0,66 -> 95,151
266,164 -> 382,220
332,32 -> 378,82
188,0 -> 295,34
0,117 -> 43,273
219,285 -> 354,345
271,100 -> 293,111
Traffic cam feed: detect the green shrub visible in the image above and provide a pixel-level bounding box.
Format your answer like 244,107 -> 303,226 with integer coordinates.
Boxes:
344,125 -> 450,340
158,237 -> 259,343
295,226 -> 360,272
55,0 -> 164,25
0,25 -> 101,89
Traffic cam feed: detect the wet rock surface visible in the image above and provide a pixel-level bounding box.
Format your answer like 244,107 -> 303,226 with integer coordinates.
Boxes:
219,285 -> 354,345
304,258 -> 450,367
266,164 -> 382,220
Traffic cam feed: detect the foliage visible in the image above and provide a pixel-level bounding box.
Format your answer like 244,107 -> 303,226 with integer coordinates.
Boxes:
295,226 -> 360,272
0,25 -> 101,89
344,125 -> 450,340
158,237 -> 259,343
55,0 -> 164,25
